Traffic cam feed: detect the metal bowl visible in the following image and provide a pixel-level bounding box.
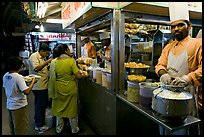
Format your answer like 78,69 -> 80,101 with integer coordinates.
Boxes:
125,67 -> 150,75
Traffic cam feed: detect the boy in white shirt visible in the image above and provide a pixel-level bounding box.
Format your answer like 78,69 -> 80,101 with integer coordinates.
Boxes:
3,56 -> 37,135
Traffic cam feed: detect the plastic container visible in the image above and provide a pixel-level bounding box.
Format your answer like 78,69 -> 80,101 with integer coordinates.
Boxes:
101,69 -> 108,88
126,81 -> 140,102
87,66 -> 93,78
96,68 -> 102,84
92,66 -> 100,82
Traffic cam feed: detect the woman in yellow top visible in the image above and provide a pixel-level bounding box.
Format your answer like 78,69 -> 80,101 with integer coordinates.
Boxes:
48,44 -> 86,134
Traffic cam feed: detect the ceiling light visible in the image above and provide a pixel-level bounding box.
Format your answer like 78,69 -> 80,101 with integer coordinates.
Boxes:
37,2 -> 48,18
35,25 -> 40,29
46,19 -> 63,24
40,23 -> 44,32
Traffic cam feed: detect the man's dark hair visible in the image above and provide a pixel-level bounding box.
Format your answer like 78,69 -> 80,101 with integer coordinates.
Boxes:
8,56 -> 23,71
52,46 -> 60,58
38,43 -> 51,52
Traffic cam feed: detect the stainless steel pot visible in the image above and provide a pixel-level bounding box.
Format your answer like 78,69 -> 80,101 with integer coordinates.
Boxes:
151,85 -> 193,118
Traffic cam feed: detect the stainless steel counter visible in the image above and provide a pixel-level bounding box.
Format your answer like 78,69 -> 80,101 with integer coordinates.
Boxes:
78,78 -> 116,135
117,94 -> 201,134
77,78 -> 201,135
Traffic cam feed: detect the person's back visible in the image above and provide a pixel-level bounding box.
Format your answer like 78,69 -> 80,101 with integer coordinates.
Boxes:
49,44 -> 86,134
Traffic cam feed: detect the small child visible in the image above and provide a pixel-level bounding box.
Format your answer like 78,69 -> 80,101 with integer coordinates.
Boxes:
2,56 -> 37,135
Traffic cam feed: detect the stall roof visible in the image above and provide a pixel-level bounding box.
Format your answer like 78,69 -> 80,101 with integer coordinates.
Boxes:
121,2 -> 169,17
121,2 -> 202,20
65,7 -> 111,29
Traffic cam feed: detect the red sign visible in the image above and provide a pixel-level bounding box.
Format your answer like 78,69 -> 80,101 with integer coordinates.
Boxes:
32,32 -> 76,42
62,2 -> 71,20
61,2 -> 91,28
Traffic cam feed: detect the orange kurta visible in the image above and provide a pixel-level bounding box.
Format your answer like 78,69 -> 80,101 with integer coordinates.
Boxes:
155,36 -> 202,87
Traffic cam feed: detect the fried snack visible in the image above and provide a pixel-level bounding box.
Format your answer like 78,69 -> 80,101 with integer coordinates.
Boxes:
77,57 -> 94,66
124,62 -> 150,68
128,75 -> 146,82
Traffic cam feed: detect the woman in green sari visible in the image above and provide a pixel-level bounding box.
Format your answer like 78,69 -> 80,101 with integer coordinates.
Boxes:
48,44 -> 86,134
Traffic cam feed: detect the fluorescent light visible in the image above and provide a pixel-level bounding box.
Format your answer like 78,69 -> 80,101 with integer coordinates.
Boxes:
46,19 -> 63,24
40,24 -> 44,32
94,42 -> 101,44
37,2 -> 48,18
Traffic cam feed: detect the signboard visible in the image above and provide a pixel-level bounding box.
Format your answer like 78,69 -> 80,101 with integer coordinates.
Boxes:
61,2 -> 92,29
31,32 -> 76,42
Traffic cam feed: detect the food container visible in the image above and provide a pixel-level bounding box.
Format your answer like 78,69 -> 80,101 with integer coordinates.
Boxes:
24,74 -> 41,83
96,68 -> 102,84
102,70 -> 108,88
92,67 -> 97,82
151,85 -> 193,118
87,66 -> 94,78
125,81 -> 140,102
139,82 -> 159,109
101,69 -> 110,88
92,66 -> 100,82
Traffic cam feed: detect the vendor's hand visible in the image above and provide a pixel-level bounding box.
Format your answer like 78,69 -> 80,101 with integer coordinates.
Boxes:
160,73 -> 172,85
171,75 -> 191,86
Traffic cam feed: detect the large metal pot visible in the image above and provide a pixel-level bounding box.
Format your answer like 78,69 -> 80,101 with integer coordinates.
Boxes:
151,85 -> 193,118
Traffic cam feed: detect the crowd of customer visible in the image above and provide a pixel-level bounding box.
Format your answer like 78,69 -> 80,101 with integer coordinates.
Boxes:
2,43 -> 88,135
